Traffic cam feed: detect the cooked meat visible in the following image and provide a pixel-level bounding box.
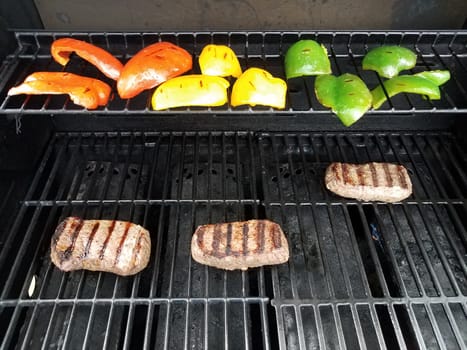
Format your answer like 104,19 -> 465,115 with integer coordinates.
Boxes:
50,217 -> 151,276
191,219 -> 289,271
325,162 -> 412,202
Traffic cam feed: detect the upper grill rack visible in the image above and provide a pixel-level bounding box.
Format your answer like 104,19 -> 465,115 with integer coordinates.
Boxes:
0,30 -> 467,116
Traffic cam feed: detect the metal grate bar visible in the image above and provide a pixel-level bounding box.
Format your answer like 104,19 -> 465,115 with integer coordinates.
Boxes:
425,303 -> 449,350
349,303 -> 369,350
435,134 -> 467,196
332,303 -> 349,349
402,136 -> 466,296
373,135 -> 439,296
5,296 -> 467,307
440,302 -> 466,349
349,136 -> 417,299
245,132 -> 270,314
366,303 -> 390,350
312,135 -> 374,299
388,303 -> 410,350
387,137 -> 453,297
0,140 -> 70,298
16,202 -> 87,347
340,135 -> 410,299
146,137 -> 168,299
268,136 -> 301,300
387,205 -> 428,297
330,135 -> 393,298
55,236 -> 97,346
0,133 -> 57,268
9,140 -> 80,299
412,134 -> 464,199
340,205 -> 374,297
432,46 -> 467,108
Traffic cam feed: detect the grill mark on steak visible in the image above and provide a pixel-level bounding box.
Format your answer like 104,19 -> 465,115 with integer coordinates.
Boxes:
196,226 -> 206,250
99,220 -> 116,260
369,163 -> 379,187
60,217 -> 84,263
225,223 -> 232,256
382,163 -> 393,187
398,165 -> 408,189
357,165 -> 365,186
211,223 -> 223,258
255,220 -> 265,253
132,230 -> 144,269
114,221 -> 132,266
272,224 -> 282,249
83,221 -> 100,258
52,218 -> 68,247
332,163 -> 341,182
242,222 -> 249,256
341,163 -> 353,185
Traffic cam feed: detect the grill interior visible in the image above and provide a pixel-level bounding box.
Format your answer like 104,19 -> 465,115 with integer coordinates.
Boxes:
0,131 -> 466,349
0,30 -> 467,349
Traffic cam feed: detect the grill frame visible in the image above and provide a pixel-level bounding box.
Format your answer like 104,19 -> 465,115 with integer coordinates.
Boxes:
0,29 -> 466,349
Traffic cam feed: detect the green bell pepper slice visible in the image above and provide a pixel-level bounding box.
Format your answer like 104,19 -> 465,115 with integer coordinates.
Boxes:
371,70 -> 451,109
315,73 -> 372,127
284,40 -> 331,79
414,70 -> 451,86
363,46 -> 417,78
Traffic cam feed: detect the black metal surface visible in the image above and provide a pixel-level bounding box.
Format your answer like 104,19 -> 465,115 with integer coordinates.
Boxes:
0,131 -> 466,349
0,31 -> 467,124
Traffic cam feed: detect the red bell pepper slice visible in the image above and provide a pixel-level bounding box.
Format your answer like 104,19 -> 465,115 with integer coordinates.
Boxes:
117,42 -> 192,99
51,38 -> 124,80
8,72 -> 111,109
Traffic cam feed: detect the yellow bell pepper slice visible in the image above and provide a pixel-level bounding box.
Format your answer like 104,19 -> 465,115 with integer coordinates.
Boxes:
231,68 -> 287,109
199,44 -> 242,78
151,75 -> 230,110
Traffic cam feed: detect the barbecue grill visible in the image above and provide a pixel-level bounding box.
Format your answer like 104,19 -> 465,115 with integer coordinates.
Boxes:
0,30 -> 466,350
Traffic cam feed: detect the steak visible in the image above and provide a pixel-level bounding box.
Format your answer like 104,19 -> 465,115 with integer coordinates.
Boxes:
325,162 -> 412,202
50,217 -> 151,276
191,219 -> 289,271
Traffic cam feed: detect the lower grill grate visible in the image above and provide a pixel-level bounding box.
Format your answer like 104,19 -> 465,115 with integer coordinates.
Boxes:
0,131 -> 466,349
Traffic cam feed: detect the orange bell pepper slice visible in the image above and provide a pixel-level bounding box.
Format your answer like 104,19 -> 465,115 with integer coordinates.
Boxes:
8,72 -> 111,109
117,42 -> 192,99
51,38 -> 124,80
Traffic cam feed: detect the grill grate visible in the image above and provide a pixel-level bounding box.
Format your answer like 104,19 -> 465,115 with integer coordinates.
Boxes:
0,131 -> 466,349
0,31 -> 467,116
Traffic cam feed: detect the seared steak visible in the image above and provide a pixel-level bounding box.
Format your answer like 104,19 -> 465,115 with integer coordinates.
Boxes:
325,162 -> 412,202
191,219 -> 289,270
51,217 -> 151,276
